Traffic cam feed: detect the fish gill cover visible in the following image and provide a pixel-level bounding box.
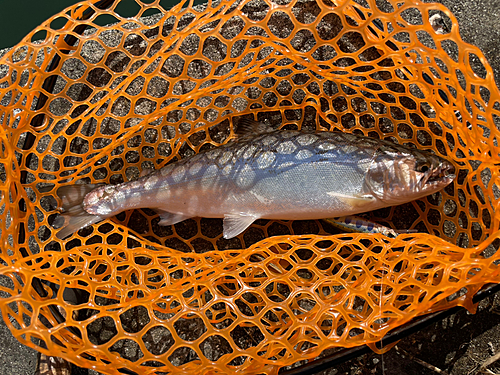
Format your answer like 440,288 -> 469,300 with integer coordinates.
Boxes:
0,0 -> 498,373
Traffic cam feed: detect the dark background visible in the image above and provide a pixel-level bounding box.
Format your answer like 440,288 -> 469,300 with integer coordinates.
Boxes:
0,0 -> 192,49
0,0 -> 81,49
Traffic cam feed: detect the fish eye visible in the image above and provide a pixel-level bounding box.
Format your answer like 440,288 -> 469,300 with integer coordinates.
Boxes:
417,163 -> 430,173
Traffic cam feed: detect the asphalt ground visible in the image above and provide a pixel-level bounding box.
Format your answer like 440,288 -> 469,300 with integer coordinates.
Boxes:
1,0 -> 500,374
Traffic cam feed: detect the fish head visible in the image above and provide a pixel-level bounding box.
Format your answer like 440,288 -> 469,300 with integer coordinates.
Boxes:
363,144 -> 455,204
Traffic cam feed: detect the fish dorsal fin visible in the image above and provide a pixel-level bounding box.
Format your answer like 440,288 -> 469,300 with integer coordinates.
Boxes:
223,213 -> 259,239
235,118 -> 273,141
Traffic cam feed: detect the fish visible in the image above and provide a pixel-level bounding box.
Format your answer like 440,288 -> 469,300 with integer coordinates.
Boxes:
323,216 -> 417,238
54,119 -> 455,240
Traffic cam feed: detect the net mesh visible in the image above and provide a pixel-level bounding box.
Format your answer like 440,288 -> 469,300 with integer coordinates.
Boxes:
0,0 -> 499,373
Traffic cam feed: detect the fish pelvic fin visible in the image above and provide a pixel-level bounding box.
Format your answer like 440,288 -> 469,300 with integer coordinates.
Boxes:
54,184 -> 104,239
157,210 -> 192,226
223,213 -> 259,239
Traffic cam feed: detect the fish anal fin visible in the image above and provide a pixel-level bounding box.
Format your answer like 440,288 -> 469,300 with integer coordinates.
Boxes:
157,210 -> 191,226
223,213 -> 258,239
235,118 -> 273,141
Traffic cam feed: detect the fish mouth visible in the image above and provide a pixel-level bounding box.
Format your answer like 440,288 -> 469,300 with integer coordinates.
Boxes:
424,162 -> 456,186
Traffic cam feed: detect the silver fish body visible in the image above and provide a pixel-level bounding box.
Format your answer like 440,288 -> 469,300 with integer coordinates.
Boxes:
57,127 -> 455,239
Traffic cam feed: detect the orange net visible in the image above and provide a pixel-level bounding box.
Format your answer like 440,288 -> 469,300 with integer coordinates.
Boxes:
0,0 -> 499,373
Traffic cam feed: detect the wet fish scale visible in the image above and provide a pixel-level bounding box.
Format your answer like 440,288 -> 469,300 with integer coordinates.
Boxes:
58,124 -> 455,239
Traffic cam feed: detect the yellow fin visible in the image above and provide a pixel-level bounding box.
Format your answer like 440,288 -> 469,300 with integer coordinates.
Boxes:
327,192 -> 375,208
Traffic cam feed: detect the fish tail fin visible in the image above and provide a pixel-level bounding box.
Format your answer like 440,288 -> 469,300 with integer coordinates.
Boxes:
54,184 -> 104,239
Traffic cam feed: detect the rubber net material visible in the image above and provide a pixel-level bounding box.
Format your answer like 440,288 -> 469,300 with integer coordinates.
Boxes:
0,0 -> 499,373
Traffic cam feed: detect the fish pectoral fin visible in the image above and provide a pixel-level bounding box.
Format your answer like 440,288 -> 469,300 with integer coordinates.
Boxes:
223,213 -> 259,239
327,192 -> 375,208
157,210 -> 192,226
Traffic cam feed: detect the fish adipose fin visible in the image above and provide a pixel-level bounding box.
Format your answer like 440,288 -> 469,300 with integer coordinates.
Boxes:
157,210 -> 192,226
234,118 -> 273,141
54,184 -> 104,240
139,168 -> 155,177
223,213 -> 259,239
